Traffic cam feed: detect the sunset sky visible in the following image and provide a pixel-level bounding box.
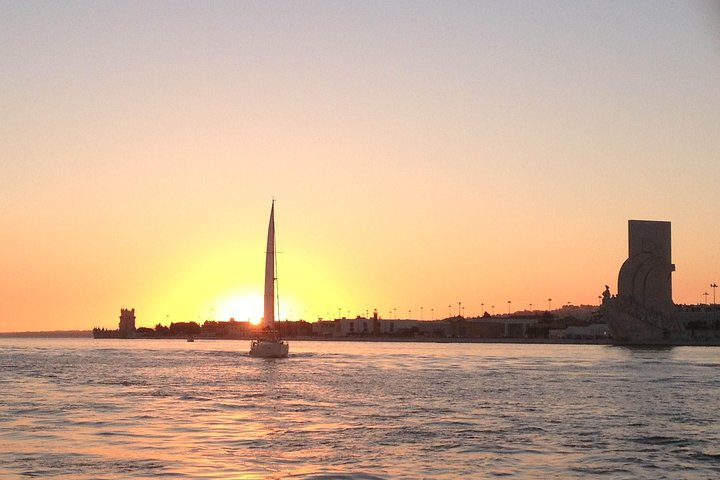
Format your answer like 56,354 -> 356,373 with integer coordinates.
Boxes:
2,1 -> 719,331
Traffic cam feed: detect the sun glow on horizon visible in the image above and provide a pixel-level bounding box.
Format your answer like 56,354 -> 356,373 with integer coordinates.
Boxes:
215,294 -> 262,324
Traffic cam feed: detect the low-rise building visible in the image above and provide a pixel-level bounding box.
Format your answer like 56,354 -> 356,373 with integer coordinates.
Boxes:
463,316 -> 539,338
225,320 -> 253,338
312,320 -> 339,337
549,323 -> 609,339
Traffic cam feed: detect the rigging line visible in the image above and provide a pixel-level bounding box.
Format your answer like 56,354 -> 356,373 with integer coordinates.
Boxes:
274,206 -> 280,323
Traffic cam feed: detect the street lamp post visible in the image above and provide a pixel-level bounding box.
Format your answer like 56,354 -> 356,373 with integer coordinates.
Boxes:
507,300 -> 511,315
421,306 -> 424,320
548,298 -> 552,311
458,302 -> 462,317
703,292 -> 709,305
711,283 -> 718,309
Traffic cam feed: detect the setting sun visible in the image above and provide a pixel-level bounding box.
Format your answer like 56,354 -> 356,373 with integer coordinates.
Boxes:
215,294 -> 262,324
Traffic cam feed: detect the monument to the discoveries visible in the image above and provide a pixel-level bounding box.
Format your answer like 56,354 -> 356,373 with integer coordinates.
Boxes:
603,220 -> 685,342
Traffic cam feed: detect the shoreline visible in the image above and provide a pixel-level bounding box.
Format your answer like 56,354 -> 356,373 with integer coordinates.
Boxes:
2,331 -> 719,347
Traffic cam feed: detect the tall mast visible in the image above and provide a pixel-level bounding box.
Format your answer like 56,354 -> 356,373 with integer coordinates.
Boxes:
263,200 -> 275,327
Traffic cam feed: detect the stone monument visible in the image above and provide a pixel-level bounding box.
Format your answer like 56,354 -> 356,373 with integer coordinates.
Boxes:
604,220 -> 684,342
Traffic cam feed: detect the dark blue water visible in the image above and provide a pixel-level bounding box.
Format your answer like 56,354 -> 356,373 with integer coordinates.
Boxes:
1,339 -> 718,478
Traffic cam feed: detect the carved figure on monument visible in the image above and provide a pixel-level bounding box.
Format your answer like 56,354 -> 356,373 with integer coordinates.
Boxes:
602,285 -> 611,305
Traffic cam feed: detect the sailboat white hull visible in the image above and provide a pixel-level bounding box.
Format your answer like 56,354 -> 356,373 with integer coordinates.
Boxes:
249,339 -> 289,358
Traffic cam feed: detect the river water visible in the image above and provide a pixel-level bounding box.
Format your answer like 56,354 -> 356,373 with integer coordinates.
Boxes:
0,338 -> 718,479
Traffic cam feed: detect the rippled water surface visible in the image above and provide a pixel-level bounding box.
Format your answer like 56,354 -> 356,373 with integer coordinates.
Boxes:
1,339 -> 719,479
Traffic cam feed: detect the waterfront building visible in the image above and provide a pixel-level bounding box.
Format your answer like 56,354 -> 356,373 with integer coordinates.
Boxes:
311,320 -> 339,337
93,308 -> 137,339
318,316 -> 448,338
337,317 -> 376,336
225,319 -> 253,338
549,323 -> 609,340
119,308 -> 136,338
463,316 -> 539,338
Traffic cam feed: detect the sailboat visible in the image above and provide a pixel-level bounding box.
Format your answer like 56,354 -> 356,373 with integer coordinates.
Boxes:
249,200 -> 290,358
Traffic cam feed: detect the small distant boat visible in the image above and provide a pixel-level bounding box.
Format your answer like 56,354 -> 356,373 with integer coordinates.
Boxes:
249,200 -> 289,358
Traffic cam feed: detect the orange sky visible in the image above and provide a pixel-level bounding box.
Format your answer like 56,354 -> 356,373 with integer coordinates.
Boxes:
2,2 -> 719,331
